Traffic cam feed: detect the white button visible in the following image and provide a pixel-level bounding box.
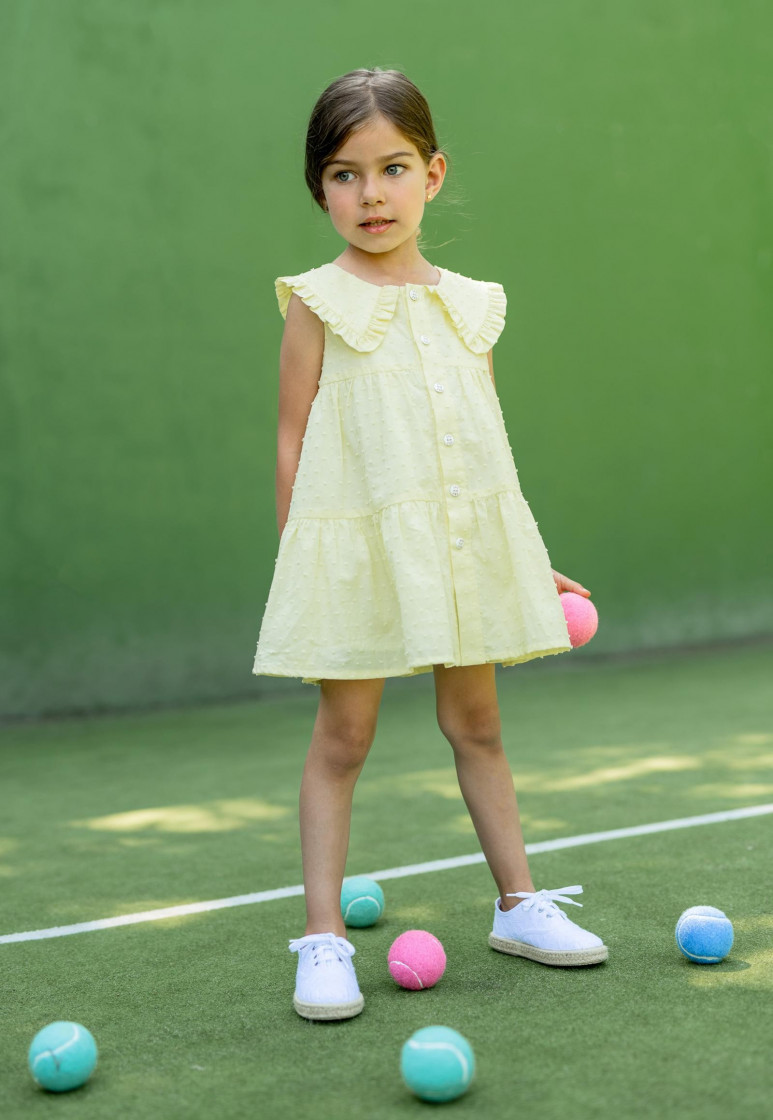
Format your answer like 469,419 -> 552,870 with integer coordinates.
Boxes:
420,334 -> 431,345
449,485 -> 461,497
409,290 -> 419,301
433,382 -> 445,393
443,434 -> 454,445
455,537 -> 465,549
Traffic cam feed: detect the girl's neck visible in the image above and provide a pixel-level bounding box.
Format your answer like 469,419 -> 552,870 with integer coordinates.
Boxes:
334,242 -> 439,288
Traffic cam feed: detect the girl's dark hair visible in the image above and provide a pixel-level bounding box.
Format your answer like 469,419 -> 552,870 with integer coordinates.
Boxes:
305,68 -> 448,210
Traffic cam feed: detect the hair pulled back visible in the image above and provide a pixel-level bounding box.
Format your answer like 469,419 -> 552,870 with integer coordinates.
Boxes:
305,68 -> 447,210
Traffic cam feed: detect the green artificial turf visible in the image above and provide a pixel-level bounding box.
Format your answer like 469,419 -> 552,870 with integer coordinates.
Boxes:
2,643 -> 772,1118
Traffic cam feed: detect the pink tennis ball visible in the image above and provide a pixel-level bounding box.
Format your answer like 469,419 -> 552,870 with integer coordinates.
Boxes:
560,592 -> 599,648
388,930 -> 447,990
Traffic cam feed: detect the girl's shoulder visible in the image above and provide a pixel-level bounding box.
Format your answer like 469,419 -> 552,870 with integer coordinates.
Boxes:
275,263 -> 395,352
274,262 -> 506,355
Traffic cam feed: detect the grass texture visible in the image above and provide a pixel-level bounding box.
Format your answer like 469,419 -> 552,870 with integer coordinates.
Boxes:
1,643 -> 772,1118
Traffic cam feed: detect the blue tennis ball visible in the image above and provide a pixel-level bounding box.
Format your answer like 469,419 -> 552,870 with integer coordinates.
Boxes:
675,905 -> 734,963
340,876 -> 385,928
400,1025 -> 475,1102
28,1021 -> 98,1092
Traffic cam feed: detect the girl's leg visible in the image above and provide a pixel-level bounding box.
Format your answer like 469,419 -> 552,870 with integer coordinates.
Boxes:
433,662 -> 533,910
299,677 -> 386,936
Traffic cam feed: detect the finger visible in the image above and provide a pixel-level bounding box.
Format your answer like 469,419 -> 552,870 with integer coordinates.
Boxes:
557,574 -> 592,597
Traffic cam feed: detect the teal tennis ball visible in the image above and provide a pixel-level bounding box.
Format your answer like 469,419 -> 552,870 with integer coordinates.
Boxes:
401,1025 -> 475,1102
28,1021 -> 98,1092
676,905 -> 734,963
340,875 -> 385,927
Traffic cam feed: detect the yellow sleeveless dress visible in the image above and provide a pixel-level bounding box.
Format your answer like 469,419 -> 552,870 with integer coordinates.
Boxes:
252,262 -> 571,685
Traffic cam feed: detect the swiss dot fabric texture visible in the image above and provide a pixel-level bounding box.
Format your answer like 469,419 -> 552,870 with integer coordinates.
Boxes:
252,262 -> 571,685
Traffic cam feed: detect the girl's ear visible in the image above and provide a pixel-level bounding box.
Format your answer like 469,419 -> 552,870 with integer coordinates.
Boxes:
426,151 -> 447,198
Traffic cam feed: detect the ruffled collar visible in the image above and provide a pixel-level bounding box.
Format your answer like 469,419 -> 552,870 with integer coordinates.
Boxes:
275,262 -> 506,354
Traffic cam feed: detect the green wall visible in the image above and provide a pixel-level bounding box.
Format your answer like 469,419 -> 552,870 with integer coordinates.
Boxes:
2,1 -> 771,720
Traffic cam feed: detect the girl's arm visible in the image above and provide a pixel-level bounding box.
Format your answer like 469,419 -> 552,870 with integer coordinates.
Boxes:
275,293 -> 324,540
486,349 -> 591,599
487,349 -> 495,387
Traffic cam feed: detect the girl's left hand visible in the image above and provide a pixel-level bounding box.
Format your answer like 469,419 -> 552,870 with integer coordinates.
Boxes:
552,569 -> 592,598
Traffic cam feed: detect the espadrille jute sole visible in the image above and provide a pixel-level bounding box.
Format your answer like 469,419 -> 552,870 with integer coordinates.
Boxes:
489,932 -> 608,967
293,994 -> 364,1020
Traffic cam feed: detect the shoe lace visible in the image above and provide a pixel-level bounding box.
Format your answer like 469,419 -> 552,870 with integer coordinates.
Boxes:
288,932 -> 356,965
504,884 -> 584,918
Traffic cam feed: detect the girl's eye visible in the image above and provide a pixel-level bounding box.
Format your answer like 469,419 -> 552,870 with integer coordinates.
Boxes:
385,164 -> 405,176
334,170 -> 355,183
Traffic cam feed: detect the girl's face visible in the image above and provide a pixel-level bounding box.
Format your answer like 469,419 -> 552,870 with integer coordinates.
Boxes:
321,114 -> 445,256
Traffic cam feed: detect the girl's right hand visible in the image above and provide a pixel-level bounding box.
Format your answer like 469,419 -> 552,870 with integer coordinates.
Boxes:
551,569 -> 592,597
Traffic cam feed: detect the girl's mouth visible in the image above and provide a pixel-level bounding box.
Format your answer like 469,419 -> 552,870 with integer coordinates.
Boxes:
359,219 -> 395,234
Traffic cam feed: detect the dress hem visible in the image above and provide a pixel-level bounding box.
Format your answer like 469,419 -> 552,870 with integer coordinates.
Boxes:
252,644 -> 572,686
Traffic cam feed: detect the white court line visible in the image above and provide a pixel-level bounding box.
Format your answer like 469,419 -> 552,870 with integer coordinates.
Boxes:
2,802 -> 771,946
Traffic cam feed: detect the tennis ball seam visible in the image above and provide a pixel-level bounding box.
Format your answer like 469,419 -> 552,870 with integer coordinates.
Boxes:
406,1040 -> 471,1083
343,895 -> 382,920
391,960 -> 424,988
31,1024 -> 82,1075
676,916 -> 733,939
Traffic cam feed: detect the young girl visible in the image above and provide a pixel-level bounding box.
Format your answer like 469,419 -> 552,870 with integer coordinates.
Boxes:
253,68 -> 608,1021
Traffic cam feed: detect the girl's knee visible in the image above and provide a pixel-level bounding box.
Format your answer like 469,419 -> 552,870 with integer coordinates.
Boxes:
312,730 -> 374,777
434,664 -> 501,752
437,707 -> 502,752
315,678 -> 383,763
312,709 -> 379,774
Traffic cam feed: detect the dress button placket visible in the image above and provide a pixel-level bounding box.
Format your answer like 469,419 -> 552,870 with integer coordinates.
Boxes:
406,288 -> 486,664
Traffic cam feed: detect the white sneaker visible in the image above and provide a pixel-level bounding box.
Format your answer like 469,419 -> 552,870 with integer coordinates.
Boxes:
489,885 -> 608,966
288,932 -> 364,1020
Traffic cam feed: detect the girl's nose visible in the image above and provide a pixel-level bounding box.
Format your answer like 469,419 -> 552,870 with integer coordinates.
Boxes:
360,180 -> 385,206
